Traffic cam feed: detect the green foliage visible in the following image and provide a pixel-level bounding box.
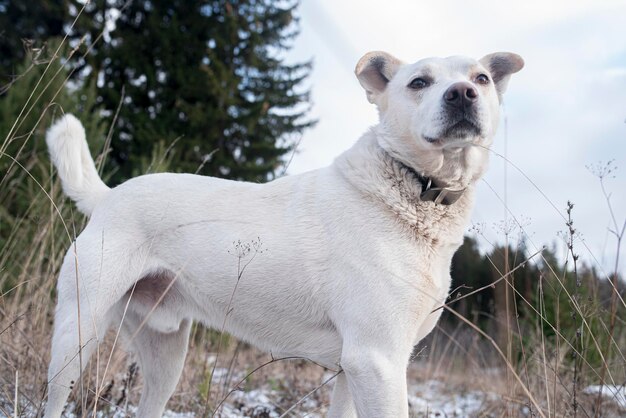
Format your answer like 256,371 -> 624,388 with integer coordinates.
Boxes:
448,237 -> 539,331
0,0 -> 315,294
448,235 -> 625,376
2,1 -> 314,184
71,0 -> 314,183
0,40 -> 105,290
449,236 -> 493,324
534,259 -> 625,369
0,0 -> 70,88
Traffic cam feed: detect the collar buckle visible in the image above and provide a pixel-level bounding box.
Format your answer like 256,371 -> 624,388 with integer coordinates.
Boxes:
420,186 -> 464,205
385,149 -> 466,205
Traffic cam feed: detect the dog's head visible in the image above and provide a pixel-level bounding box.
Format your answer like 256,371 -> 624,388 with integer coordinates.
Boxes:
356,51 -> 523,185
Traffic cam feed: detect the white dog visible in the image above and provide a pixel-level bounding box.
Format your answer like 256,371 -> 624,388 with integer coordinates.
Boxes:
44,51 -> 523,418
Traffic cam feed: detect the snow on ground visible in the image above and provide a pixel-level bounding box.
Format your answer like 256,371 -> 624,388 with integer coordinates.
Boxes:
4,374 -> 625,417
0,377 -> 523,418
0,375 -> 495,418
583,385 -> 626,410
408,379 -> 496,417
216,389 -> 283,418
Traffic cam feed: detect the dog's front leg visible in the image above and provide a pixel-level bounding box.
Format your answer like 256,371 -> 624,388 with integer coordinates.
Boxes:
327,372 -> 357,417
339,343 -> 410,417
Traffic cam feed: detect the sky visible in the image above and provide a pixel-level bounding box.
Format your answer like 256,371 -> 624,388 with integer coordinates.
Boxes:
284,0 -> 626,277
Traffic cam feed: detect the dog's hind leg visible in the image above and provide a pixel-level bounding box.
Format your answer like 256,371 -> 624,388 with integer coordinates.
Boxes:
44,307 -> 102,418
121,313 -> 191,418
44,231 -> 143,418
44,257 -> 116,418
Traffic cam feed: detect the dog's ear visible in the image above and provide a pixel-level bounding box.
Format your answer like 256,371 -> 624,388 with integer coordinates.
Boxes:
355,51 -> 402,104
479,52 -> 524,98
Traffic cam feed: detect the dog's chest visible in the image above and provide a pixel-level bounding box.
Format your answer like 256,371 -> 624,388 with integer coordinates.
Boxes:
384,200 -> 468,316
382,195 -> 470,270
375,172 -> 473,250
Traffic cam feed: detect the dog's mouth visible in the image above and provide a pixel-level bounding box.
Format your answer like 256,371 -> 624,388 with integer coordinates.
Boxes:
423,117 -> 483,145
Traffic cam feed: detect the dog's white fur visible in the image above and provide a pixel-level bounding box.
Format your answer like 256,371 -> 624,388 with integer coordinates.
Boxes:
44,51 -> 522,418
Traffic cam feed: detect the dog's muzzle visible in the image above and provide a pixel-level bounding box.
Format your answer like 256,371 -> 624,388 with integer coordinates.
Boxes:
441,82 -> 482,139
442,118 -> 481,138
437,81 -> 483,140
424,83 -> 484,144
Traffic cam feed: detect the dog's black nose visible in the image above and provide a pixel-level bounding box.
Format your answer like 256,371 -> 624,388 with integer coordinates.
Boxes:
444,82 -> 478,109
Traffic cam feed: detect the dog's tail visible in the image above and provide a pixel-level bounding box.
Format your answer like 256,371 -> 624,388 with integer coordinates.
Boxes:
46,114 -> 110,216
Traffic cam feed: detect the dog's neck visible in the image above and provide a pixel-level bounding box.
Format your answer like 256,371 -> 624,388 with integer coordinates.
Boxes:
384,152 -> 466,206
334,129 -> 484,233
373,125 -> 491,191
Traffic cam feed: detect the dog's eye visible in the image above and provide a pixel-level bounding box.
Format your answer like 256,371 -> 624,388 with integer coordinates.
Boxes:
408,78 -> 430,89
475,74 -> 490,85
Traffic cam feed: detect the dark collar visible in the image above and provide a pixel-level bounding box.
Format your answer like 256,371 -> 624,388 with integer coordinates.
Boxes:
394,158 -> 466,206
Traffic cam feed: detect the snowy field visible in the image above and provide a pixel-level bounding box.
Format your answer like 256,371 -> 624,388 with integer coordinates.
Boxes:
3,366 -> 625,418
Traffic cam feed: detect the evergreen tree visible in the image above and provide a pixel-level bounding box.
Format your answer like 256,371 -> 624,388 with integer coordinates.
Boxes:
72,0 -> 314,182
449,236 -> 493,322
487,243 -> 535,349
0,41 -> 105,285
0,0 -> 70,90
0,41 -> 104,216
